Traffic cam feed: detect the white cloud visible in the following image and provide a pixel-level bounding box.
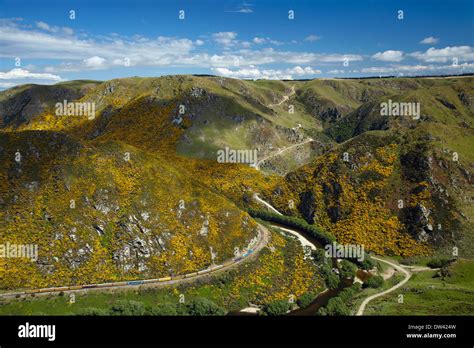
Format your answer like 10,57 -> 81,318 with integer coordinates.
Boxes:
361,62 -> 474,74
212,32 -> 238,46
236,8 -> 253,13
409,46 -> 474,63
83,56 -> 106,68
253,37 -> 266,44
327,69 -> 345,74
287,66 -> 321,75
252,37 -> 282,45
420,36 -> 439,45
36,21 -> 73,35
0,19 -> 363,77
211,65 -> 320,80
372,50 -> 404,62
229,2 -> 254,13
304,35 -> 321,42
36,21 -> 51,31
0,68 -> 62,80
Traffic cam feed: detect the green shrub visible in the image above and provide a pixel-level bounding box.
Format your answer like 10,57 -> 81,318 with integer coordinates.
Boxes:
325,297 -> 349,316
363,275 -> 384,289
77,307 -> 109,316
339,260 -> 357,279
297,292 -> 317,309
357,256 -> 376,270
186,298 -> 226,316
311,249 -> 328,264
338,287 -> 355,302
427,257 -> 453,269
248,208 -> 336,245
321,264 -> 340,290
148,303 -> 178,316
110,300 -> 147,316
262,299 -> 291,316
400,256 -> 418,266
317,307 -> 328,316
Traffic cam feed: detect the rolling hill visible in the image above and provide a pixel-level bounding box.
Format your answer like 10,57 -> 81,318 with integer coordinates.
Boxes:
0,75 -> 472,290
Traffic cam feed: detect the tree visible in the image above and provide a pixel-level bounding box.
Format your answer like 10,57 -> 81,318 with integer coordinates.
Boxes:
317,307 -> 328,316
311,249 -> 328,264
325,297 -> 349,316
109,300 -> 147,316
297,292 -> 317,309
321,264 -> 340,290
363,275 -> 384,289
186,298 -> 226,316
339,260 -> 357,279
148,303 -> 178,316
358,256 -> 376,271
262,300 -> 291,316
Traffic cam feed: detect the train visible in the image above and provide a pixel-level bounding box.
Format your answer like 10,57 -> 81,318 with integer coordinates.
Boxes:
13,246 -> 258,296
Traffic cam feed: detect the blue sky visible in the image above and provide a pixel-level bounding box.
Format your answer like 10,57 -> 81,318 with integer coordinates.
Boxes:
0,0 -> 473,88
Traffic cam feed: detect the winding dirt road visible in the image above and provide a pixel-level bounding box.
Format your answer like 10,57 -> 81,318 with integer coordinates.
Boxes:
255,138 -> 313,170
267,85 -> 296,108
355,257 -> 411,315
252,195 -> 437,317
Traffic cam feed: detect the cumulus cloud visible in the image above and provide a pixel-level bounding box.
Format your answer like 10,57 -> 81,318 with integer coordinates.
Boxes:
0,68 -> 62,80
212,32 -> 238,46
372,50 -> 404,62
409,46 -> 474,63
420,36 -> 439,45
287,66 -> 321,75
252,37 -> 282,45
0,19 -> 365,74
0,68 -> 63,89
211,65 -> 320,80
0,19 -> 196,65
83,56 -> 106,68
360,62 -> 474,74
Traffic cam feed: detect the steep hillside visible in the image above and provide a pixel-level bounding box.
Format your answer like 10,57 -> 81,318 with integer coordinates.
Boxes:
0,129 -> 259,289
0,76 -> 327,174
325,78 -> 474,142
0,81 -> 100,128
0,75 -> 472,291
264,126 -> 472,257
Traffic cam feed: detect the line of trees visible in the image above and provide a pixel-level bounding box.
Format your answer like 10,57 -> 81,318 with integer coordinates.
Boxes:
77,298 -> 226,316
248,208 -> 336,245
317,283 -> 362,316
249,208 -> 375,270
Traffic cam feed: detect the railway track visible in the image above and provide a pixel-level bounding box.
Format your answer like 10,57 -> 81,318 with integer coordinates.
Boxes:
0,225 -> 270,300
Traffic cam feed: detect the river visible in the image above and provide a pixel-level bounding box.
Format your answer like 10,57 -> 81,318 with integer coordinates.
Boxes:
230,221 -> 361,316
